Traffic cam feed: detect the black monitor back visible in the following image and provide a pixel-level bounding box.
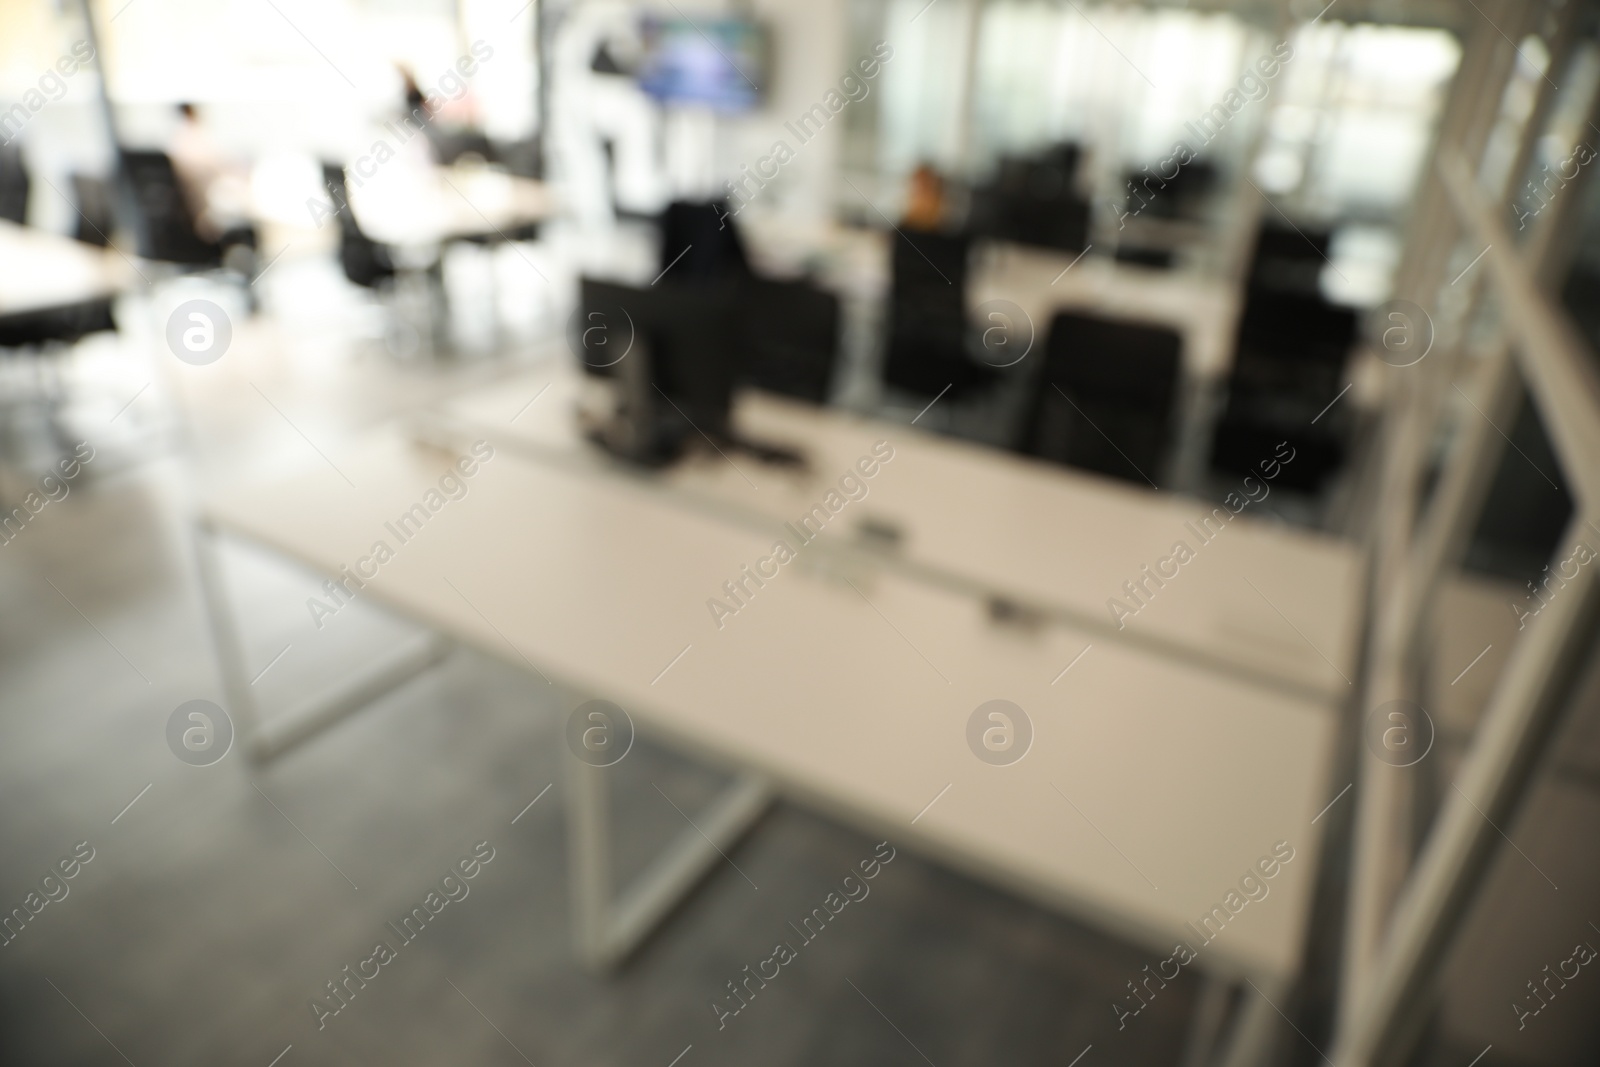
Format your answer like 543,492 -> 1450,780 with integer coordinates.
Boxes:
577,277 -> 741,449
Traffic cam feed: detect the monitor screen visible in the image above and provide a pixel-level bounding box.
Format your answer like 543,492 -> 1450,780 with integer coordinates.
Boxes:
636,18 -> 766,112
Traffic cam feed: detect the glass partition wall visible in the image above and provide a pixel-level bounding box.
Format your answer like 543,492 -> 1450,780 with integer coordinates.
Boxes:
841,0 -> 1459,294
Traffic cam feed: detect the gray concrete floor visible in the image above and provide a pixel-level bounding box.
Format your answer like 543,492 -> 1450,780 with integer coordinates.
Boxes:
0,267 -> 1200,1066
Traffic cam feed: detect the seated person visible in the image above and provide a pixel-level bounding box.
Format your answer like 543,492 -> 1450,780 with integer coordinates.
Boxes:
902,163 -> 949,232
168,102 -> 257,269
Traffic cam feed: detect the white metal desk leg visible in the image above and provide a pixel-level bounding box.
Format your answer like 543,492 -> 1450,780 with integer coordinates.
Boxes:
565,750 -> 614,970
192,518 -> 264,754
1179,973 -> 1233,1067
1216,976 -> 1284,1067
192,519 -> 453,763
564,746 -> 773,973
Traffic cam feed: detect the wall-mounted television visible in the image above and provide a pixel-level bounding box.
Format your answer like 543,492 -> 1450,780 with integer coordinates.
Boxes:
636,17 -> 767,112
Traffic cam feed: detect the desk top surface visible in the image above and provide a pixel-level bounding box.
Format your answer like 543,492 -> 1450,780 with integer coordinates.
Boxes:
0,221 -> 131,316
440,366 -> 1363,703
349,167 -> 555,247
204,431 -> 1335,980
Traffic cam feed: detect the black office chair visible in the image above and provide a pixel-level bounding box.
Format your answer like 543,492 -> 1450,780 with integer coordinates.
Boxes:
1210,287 -> 1358,492
70,174 -> 115,246
973,148 -> 1090,254
1016,311 -> 1182,486
322,164 -> 397,290
738,277 -> 840,404
0,299 -> 116,350
427,127 -> 493,167
119,149 -> 225,266
488,136 -> 542,179
883,230 -> 998,400
1113,246 -> 1175,270
1125,159 -> 1217,222
657,200 -> 750,283
1036,142 -> 1082,178
1247,220 -> 1333,295
0,144 -> 29,225
1232,286 -> 1356,399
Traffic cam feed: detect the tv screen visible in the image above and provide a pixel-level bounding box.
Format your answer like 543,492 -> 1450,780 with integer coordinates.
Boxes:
637,17 -> 766,112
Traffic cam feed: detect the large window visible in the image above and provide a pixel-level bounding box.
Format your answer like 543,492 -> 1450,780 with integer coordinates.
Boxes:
1254,19 -> 1459,217
844,0 -> 1459,228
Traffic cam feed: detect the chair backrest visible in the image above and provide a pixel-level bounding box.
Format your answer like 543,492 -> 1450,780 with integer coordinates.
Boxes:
739,277 -> 840,404
0,144 -> 29,225
1128,158 -> 1217,221
1247,220 -> 1333,293
322,163 -> 393,289
321,164 -> 358,235
1232,285 -> 1359,400
1113,245 -> 1174,270
1212,287 -> 1357,492
428,128 -> 493,167
70,174 -> 114,246
119,149 -> 218,265
657,200 -> 750,283
974,152 -> 1089,253
883,230 -> 990,397
1017,311 -> 1183,486
0,298 -> 116,349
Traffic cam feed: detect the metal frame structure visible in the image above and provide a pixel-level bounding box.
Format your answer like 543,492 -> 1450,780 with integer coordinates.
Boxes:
566,757 -> 772,970
196,506 -> 1308,1067
1334,2 -> 1600,1062
194,514 -> 777,973
192,518 -> 455,763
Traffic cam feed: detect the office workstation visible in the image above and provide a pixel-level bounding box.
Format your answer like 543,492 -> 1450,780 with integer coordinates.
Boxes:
3,2 -> 1599,1067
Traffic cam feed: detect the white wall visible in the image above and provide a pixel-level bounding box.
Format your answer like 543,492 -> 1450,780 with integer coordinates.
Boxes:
715,0 -> 848,221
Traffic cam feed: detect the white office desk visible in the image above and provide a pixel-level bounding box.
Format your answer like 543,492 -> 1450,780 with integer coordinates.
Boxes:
350,166 -> 556,249
438,367 -> 1363,703
0,221 -> 132,317
200,432 -> 1334,1001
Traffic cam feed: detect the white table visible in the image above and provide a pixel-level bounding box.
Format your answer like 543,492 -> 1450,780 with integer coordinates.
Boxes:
437,365 -> 1363,704
349,166 -> 557,250
0,220 -> 131,318
197,429 -> 1336,1065
0,222 -> 131,469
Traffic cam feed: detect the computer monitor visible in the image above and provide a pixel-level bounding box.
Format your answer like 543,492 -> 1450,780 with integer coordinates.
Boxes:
574,277 -> 741,464
636,18 -> 766,112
